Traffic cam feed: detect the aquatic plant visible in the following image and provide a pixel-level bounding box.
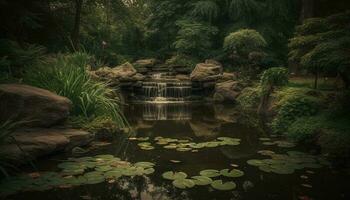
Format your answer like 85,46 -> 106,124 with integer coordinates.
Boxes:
0,155 -> 156,197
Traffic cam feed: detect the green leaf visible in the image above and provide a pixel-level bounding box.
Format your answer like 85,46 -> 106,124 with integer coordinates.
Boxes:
191,176 -> 212,186
211,180 -> 236,191
172,179 -> 195,189
220,169 -> 244,178
199,169 -> 220,178
162,171 -> 188,180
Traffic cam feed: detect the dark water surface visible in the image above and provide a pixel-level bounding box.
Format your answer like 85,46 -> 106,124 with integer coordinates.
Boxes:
5,103 -> 350,200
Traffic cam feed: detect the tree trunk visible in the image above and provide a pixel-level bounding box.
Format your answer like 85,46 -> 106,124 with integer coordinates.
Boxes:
72,0 -> 83,51
258,85 -> 273,116
299,0 -> 314,22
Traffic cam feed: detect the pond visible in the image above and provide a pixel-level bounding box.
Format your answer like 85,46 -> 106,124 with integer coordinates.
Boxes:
2,103 -> 349,200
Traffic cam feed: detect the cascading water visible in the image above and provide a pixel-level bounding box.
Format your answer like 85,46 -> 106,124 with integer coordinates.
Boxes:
142,81 -> 192,103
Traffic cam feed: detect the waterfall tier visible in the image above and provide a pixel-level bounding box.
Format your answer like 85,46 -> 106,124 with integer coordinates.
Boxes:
142,81 -> 192,103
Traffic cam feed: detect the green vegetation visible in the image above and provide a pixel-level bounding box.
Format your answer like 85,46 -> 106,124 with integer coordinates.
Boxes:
258,67 -> 289,115
288,11 -> 350,89
24,52 -> 127,127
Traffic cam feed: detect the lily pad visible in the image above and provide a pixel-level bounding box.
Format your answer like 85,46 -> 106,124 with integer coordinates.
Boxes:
137,137 -> 149,141
191,176 -> 212,186
95,165 -> 113,172
104,171 -> 122,179
172,179 -> 195,189
247,159 -> 266,166
163,145 -> 177,149
138,142 -> 152,147
140,146 -> 155,150
199,169 -> 220,178
211,180 -> 236,191
176,147 -> 192,152
162,171 -> 187,180
143,168 -> 155,175
220,169 -> 244,178
134,162 -> 155,168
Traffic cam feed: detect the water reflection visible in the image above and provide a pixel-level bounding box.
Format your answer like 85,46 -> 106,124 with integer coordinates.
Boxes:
142,103 -> 192,121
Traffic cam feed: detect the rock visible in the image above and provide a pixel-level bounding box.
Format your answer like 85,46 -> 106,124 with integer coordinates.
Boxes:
175,74 -> 190,81
205,59 -> 223,68
190,62 -> 223,82
111,62 -> 137,78
0,84 -> 72,127
218,72 -> 237,82
213,80 -> 242,102
2,128 -> 94,165
93,62 -> 143,84
133,59 -> 158,68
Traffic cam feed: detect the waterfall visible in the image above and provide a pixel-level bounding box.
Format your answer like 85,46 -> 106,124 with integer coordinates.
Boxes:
142,81 -> 192,102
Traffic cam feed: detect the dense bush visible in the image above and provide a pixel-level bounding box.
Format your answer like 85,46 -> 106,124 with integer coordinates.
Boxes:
24,52 -> 128,128
174,20 -> 218,57
237,85 -> 261,110
271,95 -> 321,134
0,39 -> 45,76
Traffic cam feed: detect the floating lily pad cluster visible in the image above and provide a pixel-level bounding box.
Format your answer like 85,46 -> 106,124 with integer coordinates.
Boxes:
247,151 -> 330,174
259,138 -> 296,148
162,168 -> 244,191
0,155 -> 155,196
131,136 -> 241,152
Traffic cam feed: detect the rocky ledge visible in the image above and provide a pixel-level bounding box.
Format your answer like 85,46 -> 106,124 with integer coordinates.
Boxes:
3,128 -> 94,165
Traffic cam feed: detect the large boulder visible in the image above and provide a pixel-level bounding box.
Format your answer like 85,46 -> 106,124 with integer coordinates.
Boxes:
213,80 -> 242,102
190,60 -> 223,82
217,72 -> 237,82
2,128 -> 93,165
93,62 -> 145,84
0,84 -> 72,127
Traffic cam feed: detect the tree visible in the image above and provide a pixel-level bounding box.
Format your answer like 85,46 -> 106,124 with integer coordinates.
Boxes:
191,0 -> 220,23
223,29 -> 267,73
72,0 -> 84,50
288,11 -> 350,89
173,20 -> 218,57
258,67 -> 289,115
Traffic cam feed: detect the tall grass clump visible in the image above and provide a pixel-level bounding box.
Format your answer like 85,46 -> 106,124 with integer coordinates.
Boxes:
24,52 -> 128,128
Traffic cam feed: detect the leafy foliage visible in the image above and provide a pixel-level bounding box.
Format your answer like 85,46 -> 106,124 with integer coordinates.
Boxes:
0,39 -> 46,76
260,67 -> 289,90
24,52 -> 127,127
191,1 -> 220,23
271,93 -> 322,134
224,29 -> 267,57
288,11 -> 350,88
174,20 -> 218,57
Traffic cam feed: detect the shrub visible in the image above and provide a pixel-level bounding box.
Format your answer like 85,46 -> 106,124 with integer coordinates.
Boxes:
0,39 -> 46,76
165,54 -> 200,70
223,29 -> 267,59
24,52 -> 128,128
271,95 -> 321,134
237,85 -> 261,110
